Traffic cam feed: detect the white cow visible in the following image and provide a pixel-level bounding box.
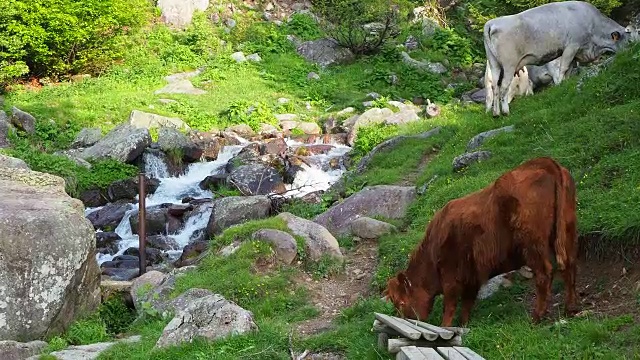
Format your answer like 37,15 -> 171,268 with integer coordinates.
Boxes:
484,1 -> 633,116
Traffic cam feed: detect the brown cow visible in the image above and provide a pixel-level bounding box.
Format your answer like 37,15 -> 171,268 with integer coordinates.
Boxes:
384,157 -> 578,326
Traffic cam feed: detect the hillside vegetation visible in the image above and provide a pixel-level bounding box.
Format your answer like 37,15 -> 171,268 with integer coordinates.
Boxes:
2,0 -> 640,359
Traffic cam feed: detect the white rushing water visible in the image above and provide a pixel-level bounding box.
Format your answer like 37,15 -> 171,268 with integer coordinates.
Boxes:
89,138 -> 351,266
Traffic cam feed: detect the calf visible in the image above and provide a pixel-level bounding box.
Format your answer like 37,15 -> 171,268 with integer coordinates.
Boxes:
484,1 -> 633,116
384,157 -> 578,326
484,64 -> 534,113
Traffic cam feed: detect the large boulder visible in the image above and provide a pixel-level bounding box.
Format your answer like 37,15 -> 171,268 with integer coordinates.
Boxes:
80,124 -> 151,163
0,340 -> 47,360
0,112 -> 12,148
189,131 -> 224,161
157,127 -> 203,162
228,163 -> 287,195
277,212 -> 342,262
296,38 -> 355,68
86,202 -> 133,231
206,196 -> 271,236
314,185 -> 416,237
0,168 -> 101,341
155,291 -> 258,348
157,0 -> 210,29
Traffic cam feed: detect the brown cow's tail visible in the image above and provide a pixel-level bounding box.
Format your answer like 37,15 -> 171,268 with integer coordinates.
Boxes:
553,161 -> 568,271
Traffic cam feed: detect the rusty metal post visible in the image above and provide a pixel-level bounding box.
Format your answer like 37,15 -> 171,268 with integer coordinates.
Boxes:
138,173 -> 147,276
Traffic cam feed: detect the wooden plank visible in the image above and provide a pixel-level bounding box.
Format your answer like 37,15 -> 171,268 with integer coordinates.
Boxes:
396,318 -> 439,341
435,347 -> 467,360
453,347 -> 486,360
402,319 -> 455,340
388,336 -> 463,354
417,347 -> 446,360
396,346 -> 427,360
373,319 -> 402,336
374,313 -> 422,340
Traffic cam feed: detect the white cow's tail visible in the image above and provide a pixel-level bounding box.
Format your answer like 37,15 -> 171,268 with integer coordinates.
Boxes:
483,21 -> 502,85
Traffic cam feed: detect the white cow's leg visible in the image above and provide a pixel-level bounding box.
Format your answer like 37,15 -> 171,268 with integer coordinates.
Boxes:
499,66 -> 516,116
555,46 -> 579,85
484,62 -> 493,113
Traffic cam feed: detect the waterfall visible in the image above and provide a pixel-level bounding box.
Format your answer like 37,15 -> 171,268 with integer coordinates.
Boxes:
143,151 -> 170,179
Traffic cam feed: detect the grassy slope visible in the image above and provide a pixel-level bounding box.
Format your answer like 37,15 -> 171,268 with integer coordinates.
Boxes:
10,6 -> 639,360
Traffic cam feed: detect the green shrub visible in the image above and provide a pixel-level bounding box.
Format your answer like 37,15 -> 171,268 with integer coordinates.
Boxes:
98,295 -> 137,335
0,0 -> 152,82
352,122 -> 399,158
423,27 -> 480,67
284,13 -> 324,41
222,100 -> 279,131
65,315 -> 109,345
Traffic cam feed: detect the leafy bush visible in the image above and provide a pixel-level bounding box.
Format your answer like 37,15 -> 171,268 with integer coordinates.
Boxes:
65,315 -> 109,345
423,27 -> 480,67
284,13 -> 324,41
222,100 -> 279,131
0,0 -> 152,83
98,295 -> 137,335
352,122 -> 399,158
312,0 -> 403,55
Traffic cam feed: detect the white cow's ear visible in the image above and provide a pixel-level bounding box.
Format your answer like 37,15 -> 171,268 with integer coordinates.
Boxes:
611,31 -> 621,41
625,26 -> 632,33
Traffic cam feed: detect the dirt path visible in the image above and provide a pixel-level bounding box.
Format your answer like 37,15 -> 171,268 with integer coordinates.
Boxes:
397,150 -> 437,187
293,239 -> 379,337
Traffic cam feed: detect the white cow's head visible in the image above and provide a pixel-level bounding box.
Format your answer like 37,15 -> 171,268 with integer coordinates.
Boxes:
625,25 -> 640,42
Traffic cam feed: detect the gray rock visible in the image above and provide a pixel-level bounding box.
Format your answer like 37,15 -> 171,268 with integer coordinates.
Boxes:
400,51 -> 446,74
452,151 -> 492,172
296,38 -> 354,68
86,202 -> 133,230
79,123 -> 151,163
128,110 -> 190,130
54,150 -> 93,169
206,196 -> 271,236
314,185 -> 416,237
277,97 -> 290,104
259,123 -> 279,136
157,127 -> 203,162
130,270 -> 168,311
343,107 -> 394,146
226,124 -> 255,137
336,107 -> 355,116
45,336 -> 141,360
252,229 -> 298,264
275,113 -> 298,122
0,112 -> 13,148
0,340 -> 47,360
0,168 -> 100,341
231,51 -> 247,63
95,232 -> 121,255
225,18 -> 237,29
307,72 -> 320,80
246,53 -> 262,62
10,107 -> 36,134
154,79 -> 207,95
350,217 -> 397,239
477,274 -> 511,300
277,212 -> 343,262
383,108 -> 420,125
71,128 -> 102,148
155,293 -> 258,348
157,0 -> 209,29
129,206 -> 181,236
297,121 -> 322,135
404,35 -> 419,50
228,163 -> 286,195
466,125 -> 515,152
0,154 -> 29,170
189,131 -> 224,161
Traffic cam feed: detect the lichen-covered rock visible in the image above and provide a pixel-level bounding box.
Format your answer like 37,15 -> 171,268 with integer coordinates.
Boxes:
10,107 -> 36,134
0,154 -> 29,170
252,229 -> 298,265
128,110 -> 190,131
0,112 -> 13,148
277,212 -> 342,262
228,163 -> 287,195
157,127 -> 203,162
466,126 -> 514,152
157,0 -> 209,29
296,38 -> 355,67
0,168 -> 100,341
70,128 -> 102,148
206,196 -> 271,236
350,217 -> 397,239
314,185 -> 416,237
155,292 -> 258,348
452,151 -> 492,172
0,340 -> 47,360
79,124 -> 151,163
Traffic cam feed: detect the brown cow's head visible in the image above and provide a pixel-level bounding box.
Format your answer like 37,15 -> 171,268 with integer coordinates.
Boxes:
384,271 -> 430,320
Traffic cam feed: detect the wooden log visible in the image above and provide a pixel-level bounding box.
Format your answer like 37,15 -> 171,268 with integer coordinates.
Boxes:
373,319 -> 402,336
378,332 -> 390,351
387,336 -> 463,354
435,347 -> 467,360
374,313 -> 422,340
417,347 -> 446,360
403,319 -> 455,340
397,318 -> 439,341
442,327 -> 471,336
453,347 -> 486,360
396,346 -> 427,360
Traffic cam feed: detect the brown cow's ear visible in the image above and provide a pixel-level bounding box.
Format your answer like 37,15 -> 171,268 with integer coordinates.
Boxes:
398,272 -> 412,289
611,31 -> 621,41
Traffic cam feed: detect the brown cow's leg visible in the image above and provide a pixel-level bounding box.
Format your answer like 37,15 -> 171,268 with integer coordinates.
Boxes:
562,260 -> 578,317
440,285 -> 461,327
460,287 -> 479,325
531,257 -> 553,323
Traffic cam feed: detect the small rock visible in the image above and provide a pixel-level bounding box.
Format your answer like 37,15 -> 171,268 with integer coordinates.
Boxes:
275,113 -> 298,122
96,232 -> 121,255
252,229 -> 298,264
350,217 -> 397,239
10,107 -> 36,134
225,18 -> 237,29
199,173 -> 228,190
336,107 -> 355,117
404,35 -> 419,50
231,51 -> 246,63
466,125 -> 515,152
226,124 -> 255,137
0,154 -> 29,170
0,340 -> 47,360
452,151 -> 492,172
246,53 -> 262,62
259,123 -> 279,136
278,212 -> 343,262
367,92 -> 381,100
297,121 -> 322,135
219,240 -> 242,257
307,72 -> 320,80
71,127 -> 102,148
297,38 -> 354,68
277,97 -> 290,104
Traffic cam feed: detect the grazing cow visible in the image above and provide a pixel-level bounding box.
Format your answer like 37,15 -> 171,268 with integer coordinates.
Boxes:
484,64 -> 534,112
484,1 -> 633,116
383,157 -> 578,327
